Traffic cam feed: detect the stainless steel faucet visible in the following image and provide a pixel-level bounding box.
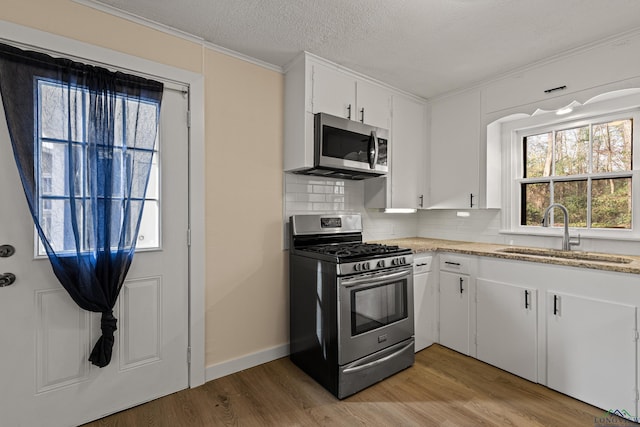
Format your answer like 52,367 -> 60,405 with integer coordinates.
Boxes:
541,203 -> 580,251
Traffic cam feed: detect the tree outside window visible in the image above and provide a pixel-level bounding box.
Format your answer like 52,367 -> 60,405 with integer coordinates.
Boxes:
520,119 -> 632,229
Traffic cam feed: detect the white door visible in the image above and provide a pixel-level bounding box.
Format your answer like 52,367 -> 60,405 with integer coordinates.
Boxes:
547,292 -> 637,418
355,80 -> 391,129
438,271 -> 470,355
311,62 -> 356,119
476,278 -> 537,382
0,88 -> 190,427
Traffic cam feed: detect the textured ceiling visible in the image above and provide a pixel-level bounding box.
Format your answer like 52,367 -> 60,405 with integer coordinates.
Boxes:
93,0 -> 640,99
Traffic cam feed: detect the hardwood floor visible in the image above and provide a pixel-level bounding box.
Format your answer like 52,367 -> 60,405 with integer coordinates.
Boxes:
83,344 -> 626,426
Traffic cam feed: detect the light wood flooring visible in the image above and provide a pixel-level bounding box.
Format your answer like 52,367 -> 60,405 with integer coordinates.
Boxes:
83,344 -> 628,426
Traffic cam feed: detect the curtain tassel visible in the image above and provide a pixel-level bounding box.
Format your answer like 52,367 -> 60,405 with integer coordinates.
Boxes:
88,311 -> 118,368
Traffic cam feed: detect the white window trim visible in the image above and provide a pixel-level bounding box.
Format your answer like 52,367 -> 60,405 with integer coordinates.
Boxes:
500,88 -> 640,241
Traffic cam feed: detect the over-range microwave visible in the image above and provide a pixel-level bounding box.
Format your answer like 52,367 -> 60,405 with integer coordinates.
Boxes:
296,113 -> 389,180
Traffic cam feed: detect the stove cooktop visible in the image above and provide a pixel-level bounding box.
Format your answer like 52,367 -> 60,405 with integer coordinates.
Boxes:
299,242 -> 411,261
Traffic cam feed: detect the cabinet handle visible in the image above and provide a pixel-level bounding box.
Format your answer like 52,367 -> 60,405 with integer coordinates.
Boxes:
419,195 -> 424,208
544,85 -> 567,94
360,107 -> 365,123
347,104 -> 352,120
445,261 -> 461,266
525,290 -> 530,309
553,295 -> 559,315
459,277 -> 464,294
470,193 -> 475,208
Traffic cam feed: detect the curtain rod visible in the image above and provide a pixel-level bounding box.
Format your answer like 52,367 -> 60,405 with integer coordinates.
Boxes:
0,36 -> 189,94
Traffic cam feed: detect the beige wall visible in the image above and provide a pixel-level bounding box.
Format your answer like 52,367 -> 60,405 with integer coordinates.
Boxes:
4,0 -> 287,368
205,50 -> 285,364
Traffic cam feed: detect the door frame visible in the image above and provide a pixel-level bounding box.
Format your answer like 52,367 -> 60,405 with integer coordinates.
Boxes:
0,19 -> 206,387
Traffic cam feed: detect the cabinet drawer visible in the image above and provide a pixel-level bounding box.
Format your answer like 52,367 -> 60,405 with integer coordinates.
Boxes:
439,255 -> 471,274
414,255 -> 432,273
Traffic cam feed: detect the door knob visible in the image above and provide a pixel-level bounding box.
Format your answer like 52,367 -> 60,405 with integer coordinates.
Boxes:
0,273 -> 16,287
0,245 -> 15,258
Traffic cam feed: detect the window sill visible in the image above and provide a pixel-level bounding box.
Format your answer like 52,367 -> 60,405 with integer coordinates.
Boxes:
499,228 -> 640,242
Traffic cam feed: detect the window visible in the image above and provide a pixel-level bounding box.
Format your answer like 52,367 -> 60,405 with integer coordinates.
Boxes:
36,79 -> 160,255
520,118 -> 633,230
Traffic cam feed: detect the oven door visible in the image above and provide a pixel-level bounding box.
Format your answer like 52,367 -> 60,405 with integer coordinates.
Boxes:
338,267 -> 414,365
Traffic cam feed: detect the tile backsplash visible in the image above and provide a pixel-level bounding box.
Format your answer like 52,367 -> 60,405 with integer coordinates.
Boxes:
283,173 -> 418,245
284,173 -> 640,256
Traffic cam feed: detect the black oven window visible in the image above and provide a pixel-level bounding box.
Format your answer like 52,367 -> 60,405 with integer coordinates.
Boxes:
350,280 -> 407,336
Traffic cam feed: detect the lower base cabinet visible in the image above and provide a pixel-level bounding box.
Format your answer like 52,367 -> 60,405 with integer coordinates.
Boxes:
461,256 -> 640,422
414,255 -> 435,351
547,291 -> 637,416
476,279 -> 537,382
439,271 -> 470,355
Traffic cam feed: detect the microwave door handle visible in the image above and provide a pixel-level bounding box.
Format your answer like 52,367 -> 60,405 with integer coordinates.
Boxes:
368,130 -> 378,170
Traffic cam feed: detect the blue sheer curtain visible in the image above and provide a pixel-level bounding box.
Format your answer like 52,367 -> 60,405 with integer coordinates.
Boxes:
0,42 -> 163,367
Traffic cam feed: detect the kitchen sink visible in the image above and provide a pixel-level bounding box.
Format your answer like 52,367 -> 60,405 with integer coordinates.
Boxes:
497,247 -> 633,264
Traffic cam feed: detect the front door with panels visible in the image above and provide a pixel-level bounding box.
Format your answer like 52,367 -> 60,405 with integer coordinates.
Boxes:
0,87 -> 190,427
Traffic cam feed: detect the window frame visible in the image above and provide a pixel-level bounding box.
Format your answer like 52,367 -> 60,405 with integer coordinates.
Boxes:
33,78 -> 162,257
501,92 -> 640,241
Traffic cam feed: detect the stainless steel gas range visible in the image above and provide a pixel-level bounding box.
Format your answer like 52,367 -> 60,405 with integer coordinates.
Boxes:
289,213 -> 414,399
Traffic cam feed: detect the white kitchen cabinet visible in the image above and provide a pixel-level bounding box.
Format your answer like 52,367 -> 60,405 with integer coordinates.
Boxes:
311,61 -> 391,129
483,33 -> 640,115
428,88 -> 481,209
476,278 -> 537,382
310,61 -> 356,120
439,271 -> 470,355
355,79 -> 392,130
364,95 -> 427,210
546,291 -> 637,417
438,255 -> 476,356
284,52 -> 401,173
413,254 -> 435,352
391,95 -> 426,209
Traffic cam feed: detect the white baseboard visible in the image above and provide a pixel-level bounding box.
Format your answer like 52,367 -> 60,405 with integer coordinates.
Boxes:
205,344 -> 290,382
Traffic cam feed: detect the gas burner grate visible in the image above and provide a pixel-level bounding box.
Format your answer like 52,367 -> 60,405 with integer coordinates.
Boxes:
303,243 -> 403,258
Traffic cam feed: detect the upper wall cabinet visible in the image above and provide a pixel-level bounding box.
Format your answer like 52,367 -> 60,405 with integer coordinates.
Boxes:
364,95 -> 427,210
310,62 -> 356,119
284,52 -> 427,209
428,88 -> 481,209
483,33 -> 640,116
284,53 -> 393,172
311,60 -> 391,129
355,80 -> 393,130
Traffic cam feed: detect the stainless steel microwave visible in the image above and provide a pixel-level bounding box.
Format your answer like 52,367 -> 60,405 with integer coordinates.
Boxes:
306,113 -> 388,180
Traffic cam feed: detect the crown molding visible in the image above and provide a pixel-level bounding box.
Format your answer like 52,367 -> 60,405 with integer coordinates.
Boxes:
73,0 -> 283,74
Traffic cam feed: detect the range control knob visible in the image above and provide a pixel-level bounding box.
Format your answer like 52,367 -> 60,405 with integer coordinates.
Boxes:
362,262 -> 370,271
377,260 -> 385,268
354,263 -> 361,272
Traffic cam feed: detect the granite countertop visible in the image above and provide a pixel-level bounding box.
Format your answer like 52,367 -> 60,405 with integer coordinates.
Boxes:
369,237 -> 640,275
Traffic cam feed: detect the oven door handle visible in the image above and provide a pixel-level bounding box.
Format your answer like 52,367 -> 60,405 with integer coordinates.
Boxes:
341,269 -> 411,288
342,340 -> 414,374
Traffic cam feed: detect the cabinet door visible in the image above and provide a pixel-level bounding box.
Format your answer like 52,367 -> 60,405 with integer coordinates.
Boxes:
429,89 -> 480,209
547,292 -> 637,417
356,80 -> 391,129
439,271 -> 470,355
391,96 -> 425,209
414,271 -> 435,351
476,279 -> 537,382
311,62 -> 356,119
